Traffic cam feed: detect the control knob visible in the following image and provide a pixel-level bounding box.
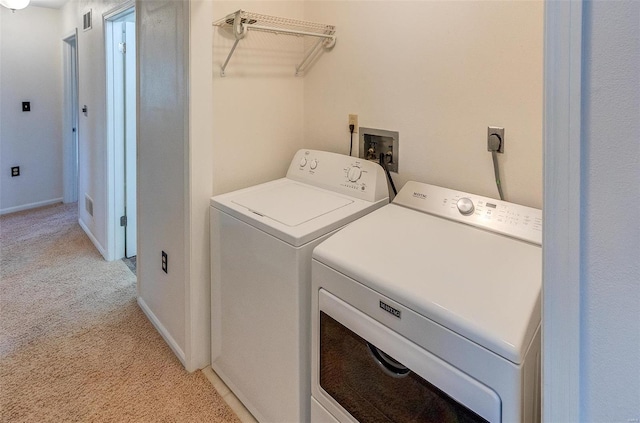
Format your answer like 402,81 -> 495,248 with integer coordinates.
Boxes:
299,157 -> 307,167
347,166 -> 362,182
310,159 -> 318,170
457,197 -> 475,216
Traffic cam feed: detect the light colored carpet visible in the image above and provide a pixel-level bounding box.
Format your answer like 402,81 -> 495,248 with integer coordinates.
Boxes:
0,203 -> 240,423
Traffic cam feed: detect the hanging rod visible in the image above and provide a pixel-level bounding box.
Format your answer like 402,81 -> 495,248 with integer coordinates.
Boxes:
213,10 -> 336,77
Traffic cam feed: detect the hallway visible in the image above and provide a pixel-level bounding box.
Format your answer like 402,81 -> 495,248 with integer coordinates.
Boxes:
0,203 -> 239,422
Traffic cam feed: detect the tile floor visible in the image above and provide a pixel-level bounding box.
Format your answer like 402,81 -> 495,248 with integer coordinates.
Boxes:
202,366 -> 258,423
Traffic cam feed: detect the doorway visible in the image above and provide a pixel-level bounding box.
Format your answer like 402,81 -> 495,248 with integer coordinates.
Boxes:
106,4 -> 136,260
63,31 -> 79,205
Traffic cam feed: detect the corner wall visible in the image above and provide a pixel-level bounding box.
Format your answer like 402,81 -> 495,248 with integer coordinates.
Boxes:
185,0 -> 307,370
0,6 -> 63,214
141,0 -> 308,371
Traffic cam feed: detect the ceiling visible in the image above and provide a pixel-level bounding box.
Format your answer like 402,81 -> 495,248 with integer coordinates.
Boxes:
30,0 -> 68,9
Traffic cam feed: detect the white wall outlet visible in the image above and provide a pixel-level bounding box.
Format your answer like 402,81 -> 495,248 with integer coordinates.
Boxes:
349,114 -> 358,132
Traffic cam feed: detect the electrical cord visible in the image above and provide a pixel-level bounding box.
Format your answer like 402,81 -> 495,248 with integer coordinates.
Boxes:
349,124 -> 355,156
379,153 -> 398,197
492,151 -> 505,201
488,134 -> 505,201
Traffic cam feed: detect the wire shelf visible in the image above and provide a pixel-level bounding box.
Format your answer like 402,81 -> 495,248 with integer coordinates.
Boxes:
213,10 -> 336,76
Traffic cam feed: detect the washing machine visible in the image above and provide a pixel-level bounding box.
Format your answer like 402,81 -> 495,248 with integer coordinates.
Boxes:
210,149 -> 389,423
311,181 -> 542,423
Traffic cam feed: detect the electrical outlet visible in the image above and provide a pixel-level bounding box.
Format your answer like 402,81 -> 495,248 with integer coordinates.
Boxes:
11,166 -> 20,177
85,194 -> 94,216
487,126 -> 505,153
348,114 -> 358,132
162,251 -> 168,273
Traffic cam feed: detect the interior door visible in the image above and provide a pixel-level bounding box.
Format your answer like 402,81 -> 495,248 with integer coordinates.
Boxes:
63,33 -> 79,204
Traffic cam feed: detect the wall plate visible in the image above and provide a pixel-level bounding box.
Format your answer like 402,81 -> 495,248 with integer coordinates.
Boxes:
359,127 -> 399,173
487,126 -> 505,153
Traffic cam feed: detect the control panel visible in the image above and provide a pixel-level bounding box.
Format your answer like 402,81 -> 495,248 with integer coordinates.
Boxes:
393,181 -> 542,245
286,149 -> 389,203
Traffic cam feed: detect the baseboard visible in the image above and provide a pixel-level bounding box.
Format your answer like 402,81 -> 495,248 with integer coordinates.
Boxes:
0,198 -> 63,215
137,296 -> 187,368
78,217 -> 109,260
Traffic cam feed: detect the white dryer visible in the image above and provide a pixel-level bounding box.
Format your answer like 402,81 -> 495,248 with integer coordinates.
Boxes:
210,149 -> 389,423
311,181 -> 542,423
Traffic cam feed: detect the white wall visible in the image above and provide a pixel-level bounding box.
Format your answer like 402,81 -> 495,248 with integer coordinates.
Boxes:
60,0 -> 127,257
0,6 -> 63,214
187,0 -> 215,372
211,1 -> 306,195
580,1 -> 639,419
136,0 -> 190,367
304,1 -> 544,209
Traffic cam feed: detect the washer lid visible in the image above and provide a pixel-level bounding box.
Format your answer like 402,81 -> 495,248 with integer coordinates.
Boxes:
211,178 -> 386,247
232,183 -> 353,227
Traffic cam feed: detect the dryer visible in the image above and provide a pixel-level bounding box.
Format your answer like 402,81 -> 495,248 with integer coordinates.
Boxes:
210,149 -> 388,423
311,181 -> 542,423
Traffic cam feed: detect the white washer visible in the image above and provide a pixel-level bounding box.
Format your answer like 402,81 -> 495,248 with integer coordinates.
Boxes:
210,149 -> 388,423
311,181 -> 542,423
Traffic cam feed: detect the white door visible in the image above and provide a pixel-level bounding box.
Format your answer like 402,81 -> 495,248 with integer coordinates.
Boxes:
108,9 -> 136,260
63,33 -> 79,204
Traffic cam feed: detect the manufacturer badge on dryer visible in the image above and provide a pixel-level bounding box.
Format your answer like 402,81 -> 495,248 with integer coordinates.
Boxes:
380,300 -> 401,318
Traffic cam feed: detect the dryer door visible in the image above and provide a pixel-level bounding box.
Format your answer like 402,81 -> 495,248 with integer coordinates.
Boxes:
315,290 -> 501,423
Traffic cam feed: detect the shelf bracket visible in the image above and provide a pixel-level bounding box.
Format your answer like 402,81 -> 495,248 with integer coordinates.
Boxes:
220,38 -> 240,77
296,37 -> 328,76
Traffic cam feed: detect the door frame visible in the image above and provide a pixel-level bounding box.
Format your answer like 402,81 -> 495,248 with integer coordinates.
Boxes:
542,0 -> 583,421
104,0 -> 135,261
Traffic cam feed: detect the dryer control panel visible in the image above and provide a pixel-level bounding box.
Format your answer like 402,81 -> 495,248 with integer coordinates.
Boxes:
286,149 -> 389,203
394,181 -> 542,245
